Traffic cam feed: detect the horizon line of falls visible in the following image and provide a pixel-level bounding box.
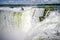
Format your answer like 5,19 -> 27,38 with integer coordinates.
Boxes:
0,7 -> 60,40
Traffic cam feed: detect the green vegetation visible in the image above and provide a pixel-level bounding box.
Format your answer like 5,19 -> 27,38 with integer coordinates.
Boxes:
39,6 -> 53,22
43,5 -> 53,16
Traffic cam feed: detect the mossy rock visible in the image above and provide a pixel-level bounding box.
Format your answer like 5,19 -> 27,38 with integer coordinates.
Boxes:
39,16 -> 44,22
43,6 -> 53,16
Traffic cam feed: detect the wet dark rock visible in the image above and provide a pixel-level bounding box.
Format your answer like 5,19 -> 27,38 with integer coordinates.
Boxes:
21,7 -> 24,11
55,31 -> 60,36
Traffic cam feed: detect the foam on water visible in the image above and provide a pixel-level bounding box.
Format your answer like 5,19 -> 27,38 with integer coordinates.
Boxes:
0,7 -> 60,40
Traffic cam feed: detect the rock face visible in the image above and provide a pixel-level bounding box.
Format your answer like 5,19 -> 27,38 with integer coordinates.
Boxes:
0,7 -> 60,40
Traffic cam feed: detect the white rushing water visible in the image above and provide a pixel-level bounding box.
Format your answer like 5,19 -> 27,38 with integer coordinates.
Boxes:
0,7 -> 60,40
26,10 -> 60,40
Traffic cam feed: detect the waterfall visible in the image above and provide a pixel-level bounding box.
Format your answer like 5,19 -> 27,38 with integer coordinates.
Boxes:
0,7 -> 60,40
27,10 -> 60,40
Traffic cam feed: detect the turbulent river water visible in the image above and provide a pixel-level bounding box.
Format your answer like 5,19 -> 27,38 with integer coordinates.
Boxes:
0,7 -> 60,40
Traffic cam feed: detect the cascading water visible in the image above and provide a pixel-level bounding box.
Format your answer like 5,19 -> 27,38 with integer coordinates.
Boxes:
0,7 -> 60,40
26,10 -> 60,40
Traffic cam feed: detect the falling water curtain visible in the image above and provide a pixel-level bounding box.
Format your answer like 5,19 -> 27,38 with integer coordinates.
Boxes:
0,0 -> 60,40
